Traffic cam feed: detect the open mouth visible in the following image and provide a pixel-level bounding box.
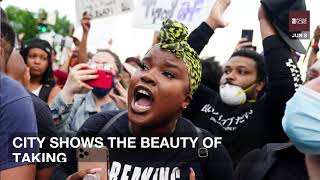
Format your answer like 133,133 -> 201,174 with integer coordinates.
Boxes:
131,86 -> 154,113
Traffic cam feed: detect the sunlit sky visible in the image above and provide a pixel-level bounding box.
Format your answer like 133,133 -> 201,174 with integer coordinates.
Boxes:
1,0 -> 320,64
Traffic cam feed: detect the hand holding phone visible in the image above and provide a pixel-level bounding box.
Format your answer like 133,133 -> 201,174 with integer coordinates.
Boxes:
234,30 -> 255,51
241,29 -> 254,42
67,168 -> 102,180
80,67 -> 113,89
77,146 -> 109,180
62,64 -> 98,101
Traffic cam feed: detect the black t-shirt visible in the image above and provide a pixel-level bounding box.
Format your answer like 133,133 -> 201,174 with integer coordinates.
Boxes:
186,29 -> 302,166
30,92 -> 59,169
56,111 -> 233,180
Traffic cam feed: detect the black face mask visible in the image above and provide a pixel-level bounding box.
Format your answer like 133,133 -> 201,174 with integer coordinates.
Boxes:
92,87 -> 112,98
91,77 -> 115,98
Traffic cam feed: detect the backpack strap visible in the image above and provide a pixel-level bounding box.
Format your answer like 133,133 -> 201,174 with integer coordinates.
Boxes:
194,126 -> 209,178
183,119 -> 209,174
39,84 -> 54,103
98,111 -> 128,137
184,119 -> 209,159
195,126 -> 208,159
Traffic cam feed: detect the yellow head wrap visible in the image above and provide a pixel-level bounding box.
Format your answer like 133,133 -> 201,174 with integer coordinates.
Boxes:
159,19 -> 202,95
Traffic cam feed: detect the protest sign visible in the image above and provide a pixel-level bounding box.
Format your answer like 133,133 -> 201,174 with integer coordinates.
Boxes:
76,0 -> 134,22
132,0 -> 215,31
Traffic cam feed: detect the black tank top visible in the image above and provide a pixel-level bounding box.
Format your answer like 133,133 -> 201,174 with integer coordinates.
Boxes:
39,84 -> 54,103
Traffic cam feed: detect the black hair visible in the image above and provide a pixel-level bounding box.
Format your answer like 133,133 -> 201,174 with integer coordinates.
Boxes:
96,49 -> 122,74
41,57 -> 55,86
230,49 -> 266,82
201,57 -> 223,92
0,21 -> 15,60
125,57 -> 141,67
1,8 -> 8,23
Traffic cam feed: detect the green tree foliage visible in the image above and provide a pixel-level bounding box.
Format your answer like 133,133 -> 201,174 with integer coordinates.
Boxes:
5,6 -> 38,40
5,6 -> 72,41
53,11 -> 72,36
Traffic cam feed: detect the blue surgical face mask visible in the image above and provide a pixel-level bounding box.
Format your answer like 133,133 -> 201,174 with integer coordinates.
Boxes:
282,86 -> 320,155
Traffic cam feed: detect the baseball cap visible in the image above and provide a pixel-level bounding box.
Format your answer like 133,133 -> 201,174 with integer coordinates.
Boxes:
20,38 -> 52,62
261,0 -> 307,54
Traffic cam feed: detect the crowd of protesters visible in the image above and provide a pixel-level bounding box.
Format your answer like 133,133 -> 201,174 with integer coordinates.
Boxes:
1,0 -> 320,179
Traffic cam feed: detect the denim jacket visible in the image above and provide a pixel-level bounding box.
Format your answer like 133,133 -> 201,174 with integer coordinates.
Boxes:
51,91 -> 118,136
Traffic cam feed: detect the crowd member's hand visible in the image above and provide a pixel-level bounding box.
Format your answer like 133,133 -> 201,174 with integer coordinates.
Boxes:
23,67 -> 31,87
81,12 -> 91,34
61,63 -> 98,103
189,167 -> 196,180
123,62 -> 138,77
314,25 -> 320,42
110,81 -> 128,110
234,38 -> 253,52
206,0 -> 231,30
306,60 -> 320,81
67,168 -> 101,180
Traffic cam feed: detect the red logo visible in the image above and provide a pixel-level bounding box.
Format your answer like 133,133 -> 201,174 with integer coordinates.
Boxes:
289,11 -> 310,32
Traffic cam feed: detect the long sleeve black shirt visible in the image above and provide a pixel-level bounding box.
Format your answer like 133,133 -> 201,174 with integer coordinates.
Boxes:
184,22 -> 302,166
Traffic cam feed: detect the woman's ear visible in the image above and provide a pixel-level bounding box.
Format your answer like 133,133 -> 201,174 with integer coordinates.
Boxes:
182,94 -> 192,109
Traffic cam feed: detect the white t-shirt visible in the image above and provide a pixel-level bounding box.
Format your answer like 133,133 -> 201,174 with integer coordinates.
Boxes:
31,85 -> 43,96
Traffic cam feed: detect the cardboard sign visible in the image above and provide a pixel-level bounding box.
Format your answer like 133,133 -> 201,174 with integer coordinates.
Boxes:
76,0 -> 134,22
132,0 -> 215,31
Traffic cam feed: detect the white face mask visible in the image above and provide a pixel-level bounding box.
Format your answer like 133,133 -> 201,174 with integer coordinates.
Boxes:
219,83 -> 256,106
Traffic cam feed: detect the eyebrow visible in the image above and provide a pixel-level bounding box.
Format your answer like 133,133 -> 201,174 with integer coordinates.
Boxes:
143,57 -> 180,67
164,60 -> 180,69
142,56 -> 152,61
142,55 -> 183,72
237,66 -> 249,70
224,65 -> 249,69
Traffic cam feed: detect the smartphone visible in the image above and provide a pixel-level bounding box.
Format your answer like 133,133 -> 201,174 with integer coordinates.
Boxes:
241,29 -> 254,42
80,67 -> 113,89
77,146 -> 109,180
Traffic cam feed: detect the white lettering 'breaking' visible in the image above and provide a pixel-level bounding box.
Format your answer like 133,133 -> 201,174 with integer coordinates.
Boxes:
109,161 -> 181,180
